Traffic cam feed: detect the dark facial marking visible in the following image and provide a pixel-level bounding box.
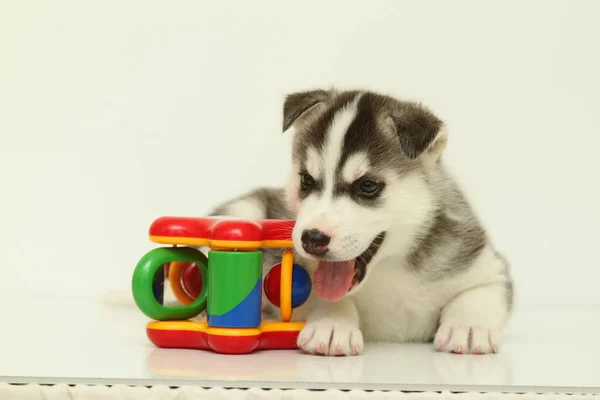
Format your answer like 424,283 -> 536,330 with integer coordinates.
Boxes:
297,170 -> 323,201
287,89 -> 443,172
335,92 -> 443,177
293,91 -> 361,167
332,175 -> 386,207
337,93 -> 398,171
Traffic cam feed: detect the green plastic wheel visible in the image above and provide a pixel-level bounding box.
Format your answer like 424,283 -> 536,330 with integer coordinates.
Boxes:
132,247 -> 208,321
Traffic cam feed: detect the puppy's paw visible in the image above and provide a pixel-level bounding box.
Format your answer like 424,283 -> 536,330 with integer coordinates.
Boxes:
434,324 -> 499,355
297,320 -> 363,356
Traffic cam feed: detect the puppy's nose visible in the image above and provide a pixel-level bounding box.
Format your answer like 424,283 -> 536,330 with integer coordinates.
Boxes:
301,229 -> 331,256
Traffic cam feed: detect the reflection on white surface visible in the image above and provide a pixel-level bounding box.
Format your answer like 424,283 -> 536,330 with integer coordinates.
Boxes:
145,344 -> 513,387
146,348 -> 366,383
0,294 -> 598,392
432,351 -> 512,386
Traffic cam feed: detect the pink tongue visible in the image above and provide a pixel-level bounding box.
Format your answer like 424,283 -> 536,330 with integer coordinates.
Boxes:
313,260 -> 356,302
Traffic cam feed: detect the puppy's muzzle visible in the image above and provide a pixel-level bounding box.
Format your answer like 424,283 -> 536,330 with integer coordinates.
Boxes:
301,229 -> 330,257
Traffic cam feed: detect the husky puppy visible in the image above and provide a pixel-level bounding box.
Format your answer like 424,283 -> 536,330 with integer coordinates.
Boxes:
209,89 -> 513,356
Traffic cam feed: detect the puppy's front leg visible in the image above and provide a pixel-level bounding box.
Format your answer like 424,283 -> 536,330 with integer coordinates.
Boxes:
434,282 -> 510,354
297,298 -> 363,356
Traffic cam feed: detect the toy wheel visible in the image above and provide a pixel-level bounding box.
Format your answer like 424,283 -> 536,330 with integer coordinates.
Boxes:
132,247 -> 208,321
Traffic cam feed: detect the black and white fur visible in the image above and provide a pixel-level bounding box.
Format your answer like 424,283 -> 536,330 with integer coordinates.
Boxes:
210,89 -> 513,356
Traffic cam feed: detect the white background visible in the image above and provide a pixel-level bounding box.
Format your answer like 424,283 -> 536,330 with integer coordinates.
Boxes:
1,0 -> 599,309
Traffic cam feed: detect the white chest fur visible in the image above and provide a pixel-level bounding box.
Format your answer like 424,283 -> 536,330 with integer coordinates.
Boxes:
352,257 -> 448,343
351,245 -> 506,343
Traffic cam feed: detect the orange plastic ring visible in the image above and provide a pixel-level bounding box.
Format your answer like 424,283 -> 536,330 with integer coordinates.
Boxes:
280,250 -> 294,322
168,261 -> 195,305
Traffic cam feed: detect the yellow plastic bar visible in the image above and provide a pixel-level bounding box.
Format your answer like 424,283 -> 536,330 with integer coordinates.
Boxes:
280,250 -> 294,322
146,320 -> 304,335
149,236 -> 293,249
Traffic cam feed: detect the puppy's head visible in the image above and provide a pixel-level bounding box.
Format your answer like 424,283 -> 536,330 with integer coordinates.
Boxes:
282,89 -> 447,301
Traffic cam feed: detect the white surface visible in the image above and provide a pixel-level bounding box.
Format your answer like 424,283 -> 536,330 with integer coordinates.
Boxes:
1,0 -> 600,310
0,295 -> 599,393
0,385 -> 596,400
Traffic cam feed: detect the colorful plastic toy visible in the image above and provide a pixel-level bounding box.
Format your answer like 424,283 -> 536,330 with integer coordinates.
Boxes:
131,216 -> 311,354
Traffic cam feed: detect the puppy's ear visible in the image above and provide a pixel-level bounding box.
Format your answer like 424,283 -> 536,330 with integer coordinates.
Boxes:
390,103 -> 447,160
282,89 -> 331,132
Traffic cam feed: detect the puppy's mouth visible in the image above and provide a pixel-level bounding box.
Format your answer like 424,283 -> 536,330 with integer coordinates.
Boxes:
313,232 -> 386,302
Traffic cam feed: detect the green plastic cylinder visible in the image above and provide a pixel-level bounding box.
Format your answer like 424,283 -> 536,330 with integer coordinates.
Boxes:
207,250 -> 262,328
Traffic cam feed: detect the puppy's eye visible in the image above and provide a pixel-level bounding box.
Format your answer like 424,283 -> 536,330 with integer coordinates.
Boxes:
355,179 -> 383,197
300,172 -> 315,191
